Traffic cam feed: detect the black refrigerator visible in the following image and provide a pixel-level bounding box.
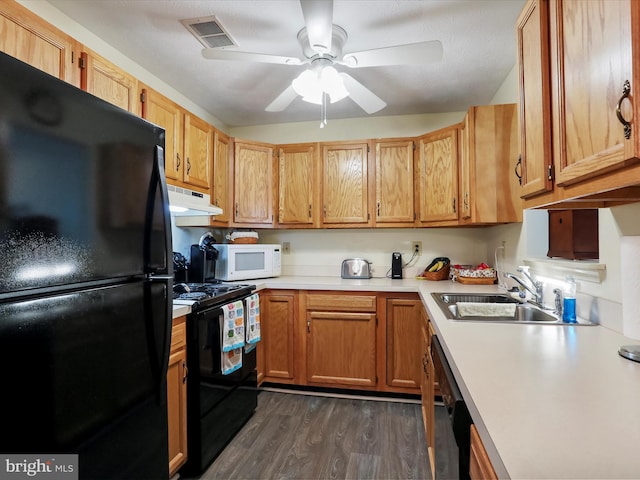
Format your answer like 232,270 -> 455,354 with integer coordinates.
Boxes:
0,51 -> 173,479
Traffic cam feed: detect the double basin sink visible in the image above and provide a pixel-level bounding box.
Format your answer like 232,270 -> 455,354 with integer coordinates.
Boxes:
432,293 -> 596,325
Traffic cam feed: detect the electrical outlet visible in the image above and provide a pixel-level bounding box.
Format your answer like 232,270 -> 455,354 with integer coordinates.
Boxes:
282,241 -> 291,254
413,241 -> 422,255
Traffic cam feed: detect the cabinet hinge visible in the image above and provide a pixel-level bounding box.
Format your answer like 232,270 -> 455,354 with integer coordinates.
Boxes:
367,144 -> 370,153
376,316 -> 378,326
547,164 -> 555,182
412,141 -> 416,151
367,213 -> 371,220
78,55 -> 86,69
71,51 -> 75,64
413,212 -> 416,221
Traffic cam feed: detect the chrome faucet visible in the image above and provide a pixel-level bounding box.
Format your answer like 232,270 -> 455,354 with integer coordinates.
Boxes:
504,267 -> 544,307
552,288 -> 563,317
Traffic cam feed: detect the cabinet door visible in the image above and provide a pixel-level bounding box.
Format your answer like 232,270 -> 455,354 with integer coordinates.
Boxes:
321,142 -> 372,226
80,50 -> 139,114
417,126 -> 459,223
262,292 -> 296,381
551,0 -> 640,187
516,0 -> 554,198
277,143 -> 318,226
183,113 -> 211,189
459,116 -> 472,220
307,311 -> 376,387
386,298 -> 422,389
167,318 -> 187,479
212,130 -> 231,223
421,309 -> 436,480
375,139 -> 416,226
141,87 -> 184,184
233,141 -> 274,225
0,1 -> 78,85
470,424 -> 498,480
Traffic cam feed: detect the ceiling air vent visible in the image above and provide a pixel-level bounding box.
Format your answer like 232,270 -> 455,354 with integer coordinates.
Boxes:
181,16 -> 237,49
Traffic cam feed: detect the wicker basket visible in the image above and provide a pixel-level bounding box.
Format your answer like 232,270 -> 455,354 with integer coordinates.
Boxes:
419,263 -> 451,281
229,237 -> 257,244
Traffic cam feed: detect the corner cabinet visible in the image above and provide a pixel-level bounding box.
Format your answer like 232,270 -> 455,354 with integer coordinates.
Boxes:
0,0 -> 79,86
277,143 -> 320,227
321,141 -> 373,227
417,125 -> 460,225
460,104 -> 521,224
305,293 -> 377,387
167,316 -> 188,477
374,139 -> 416,227
232,140 -> 275,227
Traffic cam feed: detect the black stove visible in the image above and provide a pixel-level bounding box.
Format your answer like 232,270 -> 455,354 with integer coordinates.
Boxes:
172,281 -> 255,310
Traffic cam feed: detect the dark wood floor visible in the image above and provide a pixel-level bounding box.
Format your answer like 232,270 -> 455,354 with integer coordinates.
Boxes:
197,389 -> 432,480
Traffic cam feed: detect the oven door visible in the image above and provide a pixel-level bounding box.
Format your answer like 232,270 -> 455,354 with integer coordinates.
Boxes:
431,335 -> 472,480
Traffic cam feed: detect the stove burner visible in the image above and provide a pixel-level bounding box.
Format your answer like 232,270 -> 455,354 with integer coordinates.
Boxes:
172,282 -> 255,310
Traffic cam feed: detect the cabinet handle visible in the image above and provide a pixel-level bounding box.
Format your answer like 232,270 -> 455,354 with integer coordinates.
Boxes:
307,318 -> 311,334
514,154 -> 522,186
323,205 -> 327,218
186,157 -> 191,175
235,202 -> 239,217
616,80 -> 632,139
182,360 -> 188,384
463,192 -> 469,210
452,197 -> 456,213
308,204 -> 312,219
377,200 -> 380,217
176,153 -> 181,171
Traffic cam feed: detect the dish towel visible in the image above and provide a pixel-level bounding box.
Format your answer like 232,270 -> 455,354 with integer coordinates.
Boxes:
245,293 -> 261,345
221,348 -> 242,375
457,302 -> 516,317
221,300 -> 245,352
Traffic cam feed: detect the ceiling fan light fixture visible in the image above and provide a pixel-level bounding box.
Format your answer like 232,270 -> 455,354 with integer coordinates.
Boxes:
292,65 -> 348,105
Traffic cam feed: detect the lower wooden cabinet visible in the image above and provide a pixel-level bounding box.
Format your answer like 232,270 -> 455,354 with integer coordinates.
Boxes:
167,316 -> 188,477
470,424 -> 498,480
306,293 -> 377,387
386,297 -> 422,389
420,307 -> 436,480
261,291 -> 296,383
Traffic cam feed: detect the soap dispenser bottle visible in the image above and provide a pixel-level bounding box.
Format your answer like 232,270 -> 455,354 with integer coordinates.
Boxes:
563,276 -> 577,323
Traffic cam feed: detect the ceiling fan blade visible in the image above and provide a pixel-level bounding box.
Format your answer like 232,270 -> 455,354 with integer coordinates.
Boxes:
300,0 -> 333,54
265,85 -> 299,112
341,40 -> 443,68
340,73 -> 386,114
202,48 -> 304,66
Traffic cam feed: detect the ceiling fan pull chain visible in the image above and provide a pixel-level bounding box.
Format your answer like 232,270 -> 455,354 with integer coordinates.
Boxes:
320,91 -> 327,128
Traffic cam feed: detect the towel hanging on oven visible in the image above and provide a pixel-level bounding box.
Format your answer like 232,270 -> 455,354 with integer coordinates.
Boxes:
221,348 -> 242,375
220,300 -> 245,352
245,293 -> 261,345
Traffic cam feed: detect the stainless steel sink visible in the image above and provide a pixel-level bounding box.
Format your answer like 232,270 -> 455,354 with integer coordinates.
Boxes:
432,292 -> 596,325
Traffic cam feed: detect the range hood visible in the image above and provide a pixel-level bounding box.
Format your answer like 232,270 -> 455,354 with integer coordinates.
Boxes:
167,185 -> 222,216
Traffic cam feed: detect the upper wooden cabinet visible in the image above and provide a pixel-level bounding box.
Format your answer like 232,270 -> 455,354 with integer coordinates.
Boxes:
183,113 -> 212,190
551,0 -> 640,186
460,104 -> 522,224
516,0 -> 554,199
80,49 -> 139,115
211,130 -> 231,223
0,0 -> 79,86
417,125 -> 460,225
518,0 -> 640,208
141,87 -> 212,192
141,86 -> 183,183
374,139 -> 416,227
277,143 -> 320,227
321,141 -> 373,227
232,140 -> 275,226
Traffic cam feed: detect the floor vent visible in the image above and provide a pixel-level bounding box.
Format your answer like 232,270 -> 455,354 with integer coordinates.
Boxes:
181,16 -> 237,49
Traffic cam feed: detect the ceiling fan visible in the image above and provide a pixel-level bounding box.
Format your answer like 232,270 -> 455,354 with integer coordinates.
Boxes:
201,0 -> 443,125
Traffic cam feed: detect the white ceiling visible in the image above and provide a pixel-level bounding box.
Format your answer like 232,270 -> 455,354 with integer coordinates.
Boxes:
46,0 -> 525,128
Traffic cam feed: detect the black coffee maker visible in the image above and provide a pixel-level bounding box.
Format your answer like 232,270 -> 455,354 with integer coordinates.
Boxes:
172,252 -> 189,283
189,232 -> 219,283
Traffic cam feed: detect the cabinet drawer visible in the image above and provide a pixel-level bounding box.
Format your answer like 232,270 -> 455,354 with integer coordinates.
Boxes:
170,320 -> 186,352
306,294 -> 377,312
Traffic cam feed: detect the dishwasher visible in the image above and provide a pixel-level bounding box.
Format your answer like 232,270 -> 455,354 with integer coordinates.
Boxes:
431,335 -> 472,480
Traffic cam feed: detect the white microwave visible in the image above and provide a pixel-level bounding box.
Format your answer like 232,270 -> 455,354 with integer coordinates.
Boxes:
215,244 -> 281,281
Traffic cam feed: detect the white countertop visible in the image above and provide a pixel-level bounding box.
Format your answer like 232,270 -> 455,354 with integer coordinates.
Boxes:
242,275 -> 640,479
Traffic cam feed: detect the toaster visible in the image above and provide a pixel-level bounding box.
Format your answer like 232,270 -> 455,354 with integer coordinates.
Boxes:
341,258 -> 372,279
